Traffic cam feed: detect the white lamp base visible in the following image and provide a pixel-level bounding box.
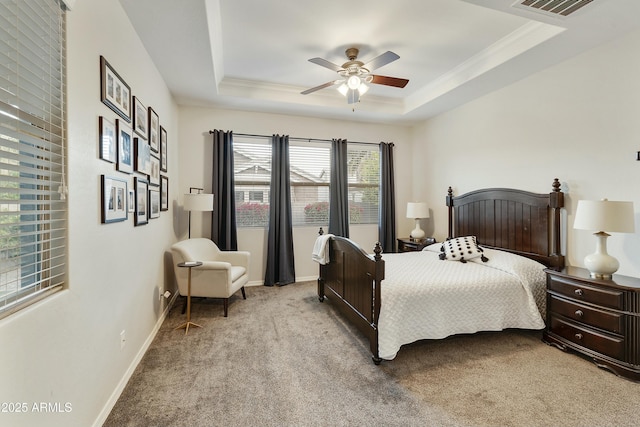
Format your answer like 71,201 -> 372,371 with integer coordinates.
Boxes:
410,219 -> 425,239
584,231 -> 619,279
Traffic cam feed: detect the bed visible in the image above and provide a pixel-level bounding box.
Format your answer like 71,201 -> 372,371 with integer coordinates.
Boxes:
316,179 -> 565,364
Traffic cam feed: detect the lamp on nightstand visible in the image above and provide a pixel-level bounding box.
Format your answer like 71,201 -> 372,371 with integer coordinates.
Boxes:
573,199 -> 635,279
406,202 -> 429,239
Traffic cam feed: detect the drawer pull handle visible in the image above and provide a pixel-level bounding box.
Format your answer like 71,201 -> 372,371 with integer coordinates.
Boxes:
574,289 -> 583,297
575,310 -> 584,318
575,333 -> 583,340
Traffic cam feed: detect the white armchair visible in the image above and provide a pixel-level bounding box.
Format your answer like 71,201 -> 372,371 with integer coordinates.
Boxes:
171,238 -> 250,317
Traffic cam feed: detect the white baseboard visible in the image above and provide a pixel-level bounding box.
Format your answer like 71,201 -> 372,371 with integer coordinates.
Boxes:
245,276 -> 317,287
92,292 -> 180,427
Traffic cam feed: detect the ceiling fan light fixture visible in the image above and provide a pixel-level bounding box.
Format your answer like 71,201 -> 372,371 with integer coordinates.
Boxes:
347,75 -> 361,90
357,83 -> 369,95
337,83 -> 349,96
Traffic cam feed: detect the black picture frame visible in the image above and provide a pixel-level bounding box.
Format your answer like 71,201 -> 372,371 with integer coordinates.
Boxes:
101,175 -> 128,223
116,119 -> 133,174
133,96 -> 147,139
134,177 -> 149,226
149,188 -> 160,219
100,56 -> 131,122
160,175 -> 169,211
148,107 -> 159,152
160,126 -> 168,172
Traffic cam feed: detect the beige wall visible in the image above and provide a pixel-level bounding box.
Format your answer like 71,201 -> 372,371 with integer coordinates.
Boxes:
0,1 -> 180,426
412,25 -> 640,278
177,107 -> 414,283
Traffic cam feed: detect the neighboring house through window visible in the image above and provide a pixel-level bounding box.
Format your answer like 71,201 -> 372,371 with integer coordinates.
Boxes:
233,136 -> 379,228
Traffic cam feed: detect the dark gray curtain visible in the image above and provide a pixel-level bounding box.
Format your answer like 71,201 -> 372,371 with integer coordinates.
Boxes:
379,142 -> 396,253
264,134 -> 295,286
329,138 -> 349,237
211,129 -> 237,250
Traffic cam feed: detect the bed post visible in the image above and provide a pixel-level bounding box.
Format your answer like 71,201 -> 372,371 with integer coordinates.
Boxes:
317,227 -> 325,302
372,242 -> 383,365
548,178 -> 565,269
446,186 -> 454,240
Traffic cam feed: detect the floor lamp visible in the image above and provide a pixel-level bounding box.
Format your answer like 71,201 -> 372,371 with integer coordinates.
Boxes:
184,187 -> 214,238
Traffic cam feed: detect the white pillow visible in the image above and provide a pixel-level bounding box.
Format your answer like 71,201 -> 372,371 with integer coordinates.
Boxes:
439,236 -> 488,263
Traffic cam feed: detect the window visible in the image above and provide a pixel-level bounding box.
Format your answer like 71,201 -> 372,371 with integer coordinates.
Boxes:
232,137 -> 380,227
0,0 -> 67,318
234,137 -> 271,227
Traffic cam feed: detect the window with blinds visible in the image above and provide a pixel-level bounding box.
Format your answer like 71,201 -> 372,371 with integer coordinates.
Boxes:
233,136 -> 379,227
0,0 -> 67,318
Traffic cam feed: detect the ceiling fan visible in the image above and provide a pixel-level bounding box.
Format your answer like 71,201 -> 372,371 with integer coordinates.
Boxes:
301,47 -> 409,104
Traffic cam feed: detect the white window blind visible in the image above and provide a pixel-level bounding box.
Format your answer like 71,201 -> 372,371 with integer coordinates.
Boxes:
0,0 -> 67,318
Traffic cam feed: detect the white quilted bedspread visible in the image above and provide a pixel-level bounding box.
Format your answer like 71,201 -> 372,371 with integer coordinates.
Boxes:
377,246 -> 546,360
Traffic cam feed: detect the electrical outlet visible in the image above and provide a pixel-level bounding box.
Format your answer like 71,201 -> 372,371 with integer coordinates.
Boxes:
120,330 -> 126,349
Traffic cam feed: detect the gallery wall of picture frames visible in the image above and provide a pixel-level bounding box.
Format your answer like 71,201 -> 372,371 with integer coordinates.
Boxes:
99,55 -> 169,226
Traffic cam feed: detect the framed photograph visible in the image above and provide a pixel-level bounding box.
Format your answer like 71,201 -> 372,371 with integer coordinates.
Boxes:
134,177 -> 148,226
116,119 -> 133,174
160,175 -> 169,211
149,188 -> 160,219
128,188 -> 135,213
148,107 -> 159,152
99,116 -> 116,163
160,126 -> 168,172
133,96 -> 147,139
149,155 -> 160,186
100,56 -> 131,122
134,137 -> 151,175
101,175 -> 127,223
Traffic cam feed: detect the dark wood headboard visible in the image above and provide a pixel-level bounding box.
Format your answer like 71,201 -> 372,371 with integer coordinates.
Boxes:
446,178 -> 564,268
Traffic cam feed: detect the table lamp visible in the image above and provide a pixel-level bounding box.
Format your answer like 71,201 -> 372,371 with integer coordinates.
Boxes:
184,187 -> 214,238
406,202 -> 429,239
573,199 -> 635,279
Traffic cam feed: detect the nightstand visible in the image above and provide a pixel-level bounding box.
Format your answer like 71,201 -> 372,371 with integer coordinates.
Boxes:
397,237 -> 436,252
542,266 -> 640,381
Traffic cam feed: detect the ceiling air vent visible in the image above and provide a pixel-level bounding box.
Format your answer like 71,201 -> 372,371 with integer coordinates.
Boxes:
514,0 -> 594,17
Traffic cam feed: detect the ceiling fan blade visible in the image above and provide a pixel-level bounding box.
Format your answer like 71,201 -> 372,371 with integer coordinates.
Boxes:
370,75 -> 409,88
301,80 -> 341,95
363,51 -> 399,71
308,57 -> 343,72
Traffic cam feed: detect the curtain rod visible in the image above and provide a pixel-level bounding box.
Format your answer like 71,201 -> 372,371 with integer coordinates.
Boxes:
208,130 -> 384,146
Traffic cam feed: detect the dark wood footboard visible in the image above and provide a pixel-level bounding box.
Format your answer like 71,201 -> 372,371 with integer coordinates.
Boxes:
317,232 -> 384,364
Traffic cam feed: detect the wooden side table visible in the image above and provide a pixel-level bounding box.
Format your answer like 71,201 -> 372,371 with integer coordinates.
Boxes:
175,261 -> 203,334
397,237 -> 436,252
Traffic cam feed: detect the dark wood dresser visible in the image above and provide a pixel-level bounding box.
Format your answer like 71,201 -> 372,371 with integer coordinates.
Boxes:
543,266 -> 640,381
397,237 -> 436,252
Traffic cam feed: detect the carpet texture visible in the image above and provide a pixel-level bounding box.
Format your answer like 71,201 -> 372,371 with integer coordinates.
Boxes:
104,281 -> 639,427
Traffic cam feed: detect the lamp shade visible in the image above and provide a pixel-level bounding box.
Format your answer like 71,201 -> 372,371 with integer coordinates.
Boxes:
406,202 -> 429,219
574,199 -> 635,233
184,193 -> 214,212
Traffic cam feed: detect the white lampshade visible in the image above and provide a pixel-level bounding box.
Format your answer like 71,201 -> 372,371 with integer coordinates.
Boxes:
574,199 -> 635,279
406,202 -> 429,219
574,199 -> 635,233
184,193 -> 214,212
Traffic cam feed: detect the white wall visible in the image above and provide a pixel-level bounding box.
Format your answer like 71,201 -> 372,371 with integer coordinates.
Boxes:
177,107 -> 414,283
0,1 -> 180,426
412,26 -> 640,278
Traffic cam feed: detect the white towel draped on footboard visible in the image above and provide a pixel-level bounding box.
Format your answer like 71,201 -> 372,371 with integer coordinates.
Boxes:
312,234 -> 334,265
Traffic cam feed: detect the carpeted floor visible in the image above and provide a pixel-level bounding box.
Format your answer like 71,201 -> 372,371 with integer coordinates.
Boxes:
104,281 -> 639,427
